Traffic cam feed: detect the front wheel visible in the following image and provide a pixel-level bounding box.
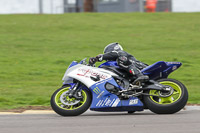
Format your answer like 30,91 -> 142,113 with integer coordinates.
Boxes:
51,85 -> 92,116
144,78 -> 188,114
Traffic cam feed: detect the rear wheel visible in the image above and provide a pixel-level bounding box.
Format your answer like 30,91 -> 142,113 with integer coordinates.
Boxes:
51,85 -> 92,116
144,78 -> 188,114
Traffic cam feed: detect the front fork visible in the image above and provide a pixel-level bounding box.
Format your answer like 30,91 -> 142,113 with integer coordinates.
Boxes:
67,82 -> 83,100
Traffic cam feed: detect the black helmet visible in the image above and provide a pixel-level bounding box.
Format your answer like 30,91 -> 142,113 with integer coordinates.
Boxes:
103,42 -> 123,54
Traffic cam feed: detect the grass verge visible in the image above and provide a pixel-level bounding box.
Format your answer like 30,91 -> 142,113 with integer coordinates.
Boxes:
0,13 -> 200,109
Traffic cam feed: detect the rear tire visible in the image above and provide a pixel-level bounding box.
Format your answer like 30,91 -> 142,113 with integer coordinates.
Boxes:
144,78 -> 188,114
128,111 -> 135,114
51,85 -> 92,116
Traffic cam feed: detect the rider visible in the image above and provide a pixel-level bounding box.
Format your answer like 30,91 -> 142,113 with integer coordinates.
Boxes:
89,42 -> 149,84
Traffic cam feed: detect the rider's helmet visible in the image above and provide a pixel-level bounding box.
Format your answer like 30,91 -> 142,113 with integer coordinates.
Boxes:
103,42 -> 123,54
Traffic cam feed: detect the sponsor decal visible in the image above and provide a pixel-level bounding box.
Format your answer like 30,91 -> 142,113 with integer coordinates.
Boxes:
96,100 -> 103,107
101,98 -> 108,107
77,68 -> 108,79
95,78 -> 112,86
172,66 -> 177,71
110,99 -> 116,106
167,62 -> 181,64
129,99 -> 138,105
93,87 -> 101,95
96,98 -> 121,107
98,100 -> 104,106
105,99 -> 112,106
112,98 -> 120,107
97,91 -> 104,99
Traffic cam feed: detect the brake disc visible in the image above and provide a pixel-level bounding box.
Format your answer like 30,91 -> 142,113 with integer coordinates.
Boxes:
60,91 -> 80,106
158,86 -> 174,97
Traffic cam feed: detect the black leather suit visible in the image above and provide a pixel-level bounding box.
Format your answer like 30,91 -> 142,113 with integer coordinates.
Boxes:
100,50 -> 148,77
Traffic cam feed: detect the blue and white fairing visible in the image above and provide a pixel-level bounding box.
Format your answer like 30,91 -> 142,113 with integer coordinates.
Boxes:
89,78 -> 144,111
62,64 -> 119,88
62,60 -> 182,112
62,61 -> 144,112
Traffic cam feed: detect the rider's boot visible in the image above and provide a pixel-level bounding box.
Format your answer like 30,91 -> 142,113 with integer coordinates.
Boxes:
129,68 -> 149,85
132,75 -> 149,85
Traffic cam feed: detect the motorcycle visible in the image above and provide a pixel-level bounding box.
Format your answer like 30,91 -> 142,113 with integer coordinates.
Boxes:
51,58 -> 188,116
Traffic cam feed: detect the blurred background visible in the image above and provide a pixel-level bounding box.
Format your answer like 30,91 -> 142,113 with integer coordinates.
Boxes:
0,0 -> 200,14
0,0 -> 200,110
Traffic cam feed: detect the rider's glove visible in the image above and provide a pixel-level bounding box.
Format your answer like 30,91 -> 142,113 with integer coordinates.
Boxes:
96,54 -> 103,62
89,57 -> 97,65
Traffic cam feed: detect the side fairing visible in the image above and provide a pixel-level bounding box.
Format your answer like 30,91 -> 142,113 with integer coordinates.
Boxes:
90,78 -> 144,111
62,64 -> 118,88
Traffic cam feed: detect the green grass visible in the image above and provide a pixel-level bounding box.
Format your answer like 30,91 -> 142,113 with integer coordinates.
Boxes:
0,13 -> 200,110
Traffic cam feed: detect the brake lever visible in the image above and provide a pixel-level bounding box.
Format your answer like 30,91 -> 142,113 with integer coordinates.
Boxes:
88,63 -> 96,67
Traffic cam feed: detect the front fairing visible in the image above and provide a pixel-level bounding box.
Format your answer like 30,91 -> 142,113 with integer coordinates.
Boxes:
62,64 -> 118,88
68,61 -> 78,69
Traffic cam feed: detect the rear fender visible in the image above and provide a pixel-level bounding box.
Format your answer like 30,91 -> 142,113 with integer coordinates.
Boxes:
163,62 -> 182,76
142,61 -> 182,80
142,61 -> 168,80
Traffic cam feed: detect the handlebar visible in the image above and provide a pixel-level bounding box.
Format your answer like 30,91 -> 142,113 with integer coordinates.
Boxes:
79,58 -> 95,67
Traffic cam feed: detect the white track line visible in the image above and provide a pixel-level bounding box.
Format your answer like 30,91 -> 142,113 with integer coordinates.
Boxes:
0,106 -> 199,115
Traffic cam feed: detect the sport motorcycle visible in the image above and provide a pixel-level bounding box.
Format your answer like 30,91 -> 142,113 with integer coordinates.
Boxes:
51,58 -> 188,116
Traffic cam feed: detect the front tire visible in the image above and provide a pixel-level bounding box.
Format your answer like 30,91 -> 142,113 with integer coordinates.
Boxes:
144,78 -> 188,114
51,85 -> 92,116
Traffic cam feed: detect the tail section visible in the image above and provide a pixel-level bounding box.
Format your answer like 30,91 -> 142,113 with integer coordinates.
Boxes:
142,61 -> 182,80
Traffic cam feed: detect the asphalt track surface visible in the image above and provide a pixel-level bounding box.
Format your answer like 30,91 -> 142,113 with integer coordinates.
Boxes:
0,110 -> 200,133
